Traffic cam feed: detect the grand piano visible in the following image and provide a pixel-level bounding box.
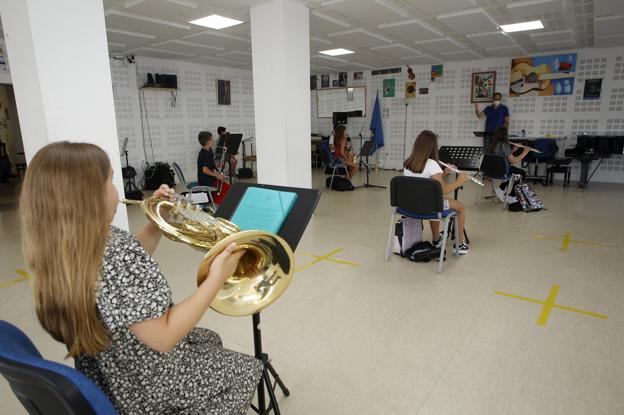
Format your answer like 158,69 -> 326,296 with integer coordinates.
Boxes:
564,135 -> 624,188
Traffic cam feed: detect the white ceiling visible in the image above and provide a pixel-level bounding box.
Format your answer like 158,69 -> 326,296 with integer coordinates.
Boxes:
102,0 -> 623,73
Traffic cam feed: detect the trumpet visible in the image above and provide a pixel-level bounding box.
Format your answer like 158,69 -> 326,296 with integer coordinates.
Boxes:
438,161 -> 485,187
510,142 -> 542,153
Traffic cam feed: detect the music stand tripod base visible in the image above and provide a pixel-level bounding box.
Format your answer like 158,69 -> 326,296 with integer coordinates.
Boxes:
355,140 -> 387,189
250,312 -> 290,415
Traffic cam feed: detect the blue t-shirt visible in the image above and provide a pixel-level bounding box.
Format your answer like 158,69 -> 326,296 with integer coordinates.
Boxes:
197,148 -> 216,186
483,104 -> 509,133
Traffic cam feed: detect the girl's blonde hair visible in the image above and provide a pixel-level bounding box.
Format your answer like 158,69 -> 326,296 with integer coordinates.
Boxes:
20,141 -> 112,357
404,130 -> 439,173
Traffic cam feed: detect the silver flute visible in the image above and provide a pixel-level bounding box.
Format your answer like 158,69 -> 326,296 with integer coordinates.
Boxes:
510,142 -> 542,153
438,161 -> 485,187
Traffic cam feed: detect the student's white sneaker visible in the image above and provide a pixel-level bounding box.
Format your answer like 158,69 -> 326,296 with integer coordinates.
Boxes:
494,187 -> 506,203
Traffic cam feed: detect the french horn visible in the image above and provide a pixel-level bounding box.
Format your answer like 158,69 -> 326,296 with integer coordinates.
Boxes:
122,196 -> 294,317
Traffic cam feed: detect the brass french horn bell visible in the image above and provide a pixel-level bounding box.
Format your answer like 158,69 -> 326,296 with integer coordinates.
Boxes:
122,196 -> 294,317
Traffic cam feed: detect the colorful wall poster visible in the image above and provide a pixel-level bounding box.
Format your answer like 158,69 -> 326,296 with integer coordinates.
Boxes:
405,81 -> 416,99
509,53 -> 576,97
383,78 -> 395,97
431,64 -> 443,82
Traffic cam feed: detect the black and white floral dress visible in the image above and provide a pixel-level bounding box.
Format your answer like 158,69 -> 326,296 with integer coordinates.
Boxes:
75,226 -> 263,414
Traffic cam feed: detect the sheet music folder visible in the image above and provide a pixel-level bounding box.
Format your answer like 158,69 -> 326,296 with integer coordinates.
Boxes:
230,187 -> 298,234
215,182 -> 321,251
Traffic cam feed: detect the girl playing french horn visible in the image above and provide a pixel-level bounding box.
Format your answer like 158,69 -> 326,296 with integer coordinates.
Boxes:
19,141 -> 261,414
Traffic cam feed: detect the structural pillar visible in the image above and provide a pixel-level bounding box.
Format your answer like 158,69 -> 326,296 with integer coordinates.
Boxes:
250,0 -> 311,188
0,0 -> 128,229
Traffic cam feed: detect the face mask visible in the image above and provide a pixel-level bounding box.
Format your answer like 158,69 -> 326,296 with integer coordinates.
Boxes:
493,100 -> 501,106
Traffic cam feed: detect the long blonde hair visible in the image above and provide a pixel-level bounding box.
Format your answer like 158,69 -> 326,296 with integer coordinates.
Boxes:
404,130 -> 439,173
20,142 -> 112,357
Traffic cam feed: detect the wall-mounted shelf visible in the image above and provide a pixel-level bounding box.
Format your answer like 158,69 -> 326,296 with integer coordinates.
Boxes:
140,86 -> 178,91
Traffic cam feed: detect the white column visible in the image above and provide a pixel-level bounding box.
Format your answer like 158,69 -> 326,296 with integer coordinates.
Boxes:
0,0 -> 128,229
250,0 -> 311,188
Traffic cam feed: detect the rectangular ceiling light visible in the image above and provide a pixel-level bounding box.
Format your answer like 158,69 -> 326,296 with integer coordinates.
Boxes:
500,20 -> 544,33
190,15 -> 244,30
319,48 -> 354,56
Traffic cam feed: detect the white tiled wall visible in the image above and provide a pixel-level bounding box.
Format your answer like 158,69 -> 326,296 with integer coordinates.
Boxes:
311,46 -> 624,183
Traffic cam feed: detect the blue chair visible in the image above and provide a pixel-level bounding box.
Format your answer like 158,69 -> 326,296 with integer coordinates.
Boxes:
171,161 -> 216,212
476,154 -> 518,209
384,177 -> 459,274
0,320 -> 117,415
319,147 -> 349,191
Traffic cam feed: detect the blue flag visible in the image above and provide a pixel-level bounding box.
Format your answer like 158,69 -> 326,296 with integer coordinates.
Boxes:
369,92 -> 384,154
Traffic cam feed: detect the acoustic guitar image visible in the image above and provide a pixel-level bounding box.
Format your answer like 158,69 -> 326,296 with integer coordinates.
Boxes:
510,62 -> 574,95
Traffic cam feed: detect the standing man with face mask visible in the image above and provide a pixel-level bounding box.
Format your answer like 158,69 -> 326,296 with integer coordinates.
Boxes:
475,92 -> 510,147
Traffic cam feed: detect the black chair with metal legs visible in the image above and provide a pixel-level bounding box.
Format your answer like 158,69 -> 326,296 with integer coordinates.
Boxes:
476,154 -> 517,210
384,176 -> 459,274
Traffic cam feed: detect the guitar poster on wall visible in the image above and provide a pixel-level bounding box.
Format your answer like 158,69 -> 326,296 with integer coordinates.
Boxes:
509,53 -> 576,97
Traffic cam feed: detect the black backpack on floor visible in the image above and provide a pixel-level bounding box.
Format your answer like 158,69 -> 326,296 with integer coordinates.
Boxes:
326,176 -> 354,191
405,241 -> 442,263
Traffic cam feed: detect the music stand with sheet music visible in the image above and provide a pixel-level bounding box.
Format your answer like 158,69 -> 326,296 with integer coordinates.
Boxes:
438,146 -> 484,244
215,182 -> 321,415
357,140 -> 386,189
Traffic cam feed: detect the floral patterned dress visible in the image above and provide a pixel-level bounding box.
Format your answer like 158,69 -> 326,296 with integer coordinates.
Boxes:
75,226 -> 263,414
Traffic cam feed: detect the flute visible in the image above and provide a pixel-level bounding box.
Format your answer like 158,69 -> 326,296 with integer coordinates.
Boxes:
510,142 -> 542,153
438,161 -> 485,187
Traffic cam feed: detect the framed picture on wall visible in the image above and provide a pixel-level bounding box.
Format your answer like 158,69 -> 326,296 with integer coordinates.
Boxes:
217,80 -> 230,105
583,78 -> 602,100
321,74 -> 329,88
470,71 -> 496,103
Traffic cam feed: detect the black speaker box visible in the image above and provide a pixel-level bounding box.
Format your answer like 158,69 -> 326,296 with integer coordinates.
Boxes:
143,162 -> 175,190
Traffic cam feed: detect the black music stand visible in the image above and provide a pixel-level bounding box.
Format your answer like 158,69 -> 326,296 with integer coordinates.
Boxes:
224,134 -> 243,183
215,182 -> 321,415
439,146 -> 484,245
357,140 -> 386,189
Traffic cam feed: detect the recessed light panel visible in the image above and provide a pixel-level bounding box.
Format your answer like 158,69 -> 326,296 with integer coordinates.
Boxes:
319,48 -> 354,56
500,20 -> 544,33
190,15 -> 244,30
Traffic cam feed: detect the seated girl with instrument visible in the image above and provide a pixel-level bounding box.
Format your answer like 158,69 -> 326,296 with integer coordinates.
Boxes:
20,142 -> 262,414
403,130 -> 471,254
486,126 -> 530,199
333,124 -> 357,179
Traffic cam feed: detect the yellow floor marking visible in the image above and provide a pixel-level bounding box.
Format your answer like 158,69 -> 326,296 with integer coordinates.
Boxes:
295,248 -> 360,273
561,233 -> 571,251
494,284 -> 607,327
536,285 -> 560,326
0,269 -> 31,289
532,233 -> 612,250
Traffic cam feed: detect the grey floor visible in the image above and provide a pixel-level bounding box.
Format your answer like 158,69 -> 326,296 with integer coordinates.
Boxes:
1,169 -> 623,414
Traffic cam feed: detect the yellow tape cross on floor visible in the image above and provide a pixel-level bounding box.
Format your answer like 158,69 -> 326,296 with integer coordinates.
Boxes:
295,248 -> 360,273
494,284 -> 608,327
0,269 -> 32,289
533,232 -> 613,251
